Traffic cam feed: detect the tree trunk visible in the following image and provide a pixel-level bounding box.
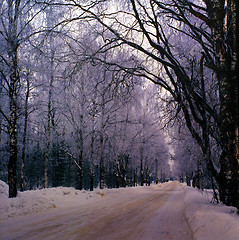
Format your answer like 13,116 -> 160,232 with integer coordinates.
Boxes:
205,0 -> 239,209
20,77 -> 30,191
44,5 -> 58,189
133,168 -> 137,186
7,0 -> 21,198
116,159 -> 120,188
121,155 -> 128,188
9,95 -> 18,198
77,121 -> 83,190
155,159 -> 158,184
99,81 -> 106,189
235,0 -> 239,210
90,171 -> 94,191
89,125 -> 95,191
140,147 -> 144,186
45,75 -> 52,188
99,131 -> 104,189
45,118 -> 50,188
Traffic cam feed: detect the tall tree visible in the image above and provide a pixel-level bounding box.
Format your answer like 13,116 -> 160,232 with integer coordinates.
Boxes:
0,0 -> 47,197
20,72 -> 30,191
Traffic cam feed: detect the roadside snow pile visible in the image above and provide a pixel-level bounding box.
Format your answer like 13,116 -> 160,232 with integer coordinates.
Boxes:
0,180 -> 101,221
0,180 -> 8,196
183,186 -> 239,240
0,180 -> 54,220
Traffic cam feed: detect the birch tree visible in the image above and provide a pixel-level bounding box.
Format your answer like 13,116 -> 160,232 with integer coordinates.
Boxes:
0,0 -> 45,197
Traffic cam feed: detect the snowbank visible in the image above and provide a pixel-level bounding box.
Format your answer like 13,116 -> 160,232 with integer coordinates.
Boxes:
0,179 -> 154,221
183,186 -> 239,240
0,180 -> 102,220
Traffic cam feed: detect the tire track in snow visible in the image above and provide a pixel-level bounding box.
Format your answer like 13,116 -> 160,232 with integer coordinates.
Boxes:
73,182 -> 194,240
0,182 -> 194,240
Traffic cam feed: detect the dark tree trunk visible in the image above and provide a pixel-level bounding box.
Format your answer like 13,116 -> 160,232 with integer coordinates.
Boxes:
133,169 -> 137,186
99,134 -> 104,190
90,171 -> 94,191
185,171 -> 192,187
210,0 -> 239,209
100,160 -> 104,189
8,100 -> 18,198
99,84 -> 105,190
77,124 -> 83,190
155,159 -> 158,184
115,159 -> 120,188
7,0 -> 21,198
121,154 -> 128,188
235,0 -> 239,210
8,60 -> 18,198
44,81 -> 52,188
89,127 -> 95,191
140,147 -> 144,186
99,132 -> 104,189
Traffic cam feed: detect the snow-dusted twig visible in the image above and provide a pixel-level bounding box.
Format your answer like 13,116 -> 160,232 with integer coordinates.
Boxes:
65,152 -> 82,170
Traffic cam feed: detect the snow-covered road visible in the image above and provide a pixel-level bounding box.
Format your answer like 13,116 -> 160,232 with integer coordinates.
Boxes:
0,182 -> 194,240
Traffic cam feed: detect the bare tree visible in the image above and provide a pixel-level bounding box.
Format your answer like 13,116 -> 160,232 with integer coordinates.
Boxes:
0,0 -> 49,197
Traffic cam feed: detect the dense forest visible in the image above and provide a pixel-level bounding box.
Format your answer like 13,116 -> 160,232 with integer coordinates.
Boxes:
0,0 -> 238,211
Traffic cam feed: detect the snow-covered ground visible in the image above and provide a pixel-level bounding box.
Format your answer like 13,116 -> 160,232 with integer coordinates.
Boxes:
183,186 -> 239,240
0,180 -> 103,220
0,180 -> 239,240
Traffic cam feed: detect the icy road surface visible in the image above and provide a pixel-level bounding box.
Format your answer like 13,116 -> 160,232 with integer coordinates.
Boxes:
0,182 -> 194,240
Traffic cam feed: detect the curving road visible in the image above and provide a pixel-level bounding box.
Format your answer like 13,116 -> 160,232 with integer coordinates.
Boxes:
0,182 -> 194,240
